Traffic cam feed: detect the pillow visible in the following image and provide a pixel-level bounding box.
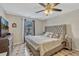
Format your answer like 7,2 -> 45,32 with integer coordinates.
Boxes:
52,33 -> 60,38
47,34 -> 53,38
44,32 -> 54,38
44,32 -> 50,37
49,32 -> 54,35
48,32 -> 54,38
59,34 -> 64,39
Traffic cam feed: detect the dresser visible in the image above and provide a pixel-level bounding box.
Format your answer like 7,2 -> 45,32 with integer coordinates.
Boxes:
0,35 -> 13,56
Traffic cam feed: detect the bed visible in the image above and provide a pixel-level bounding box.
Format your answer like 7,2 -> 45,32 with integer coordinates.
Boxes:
25,24 -> 66,56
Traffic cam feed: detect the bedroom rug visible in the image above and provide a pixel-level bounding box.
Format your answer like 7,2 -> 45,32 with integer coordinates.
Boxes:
10,43 -> 33,56
10,43 -> 79,56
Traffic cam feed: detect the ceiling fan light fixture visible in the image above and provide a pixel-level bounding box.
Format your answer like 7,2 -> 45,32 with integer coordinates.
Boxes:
36,3 -> 62,16
44,9 -> 53,16
49,9 -> 53,14
44,4 -> 53,16
44,10 -> 48,14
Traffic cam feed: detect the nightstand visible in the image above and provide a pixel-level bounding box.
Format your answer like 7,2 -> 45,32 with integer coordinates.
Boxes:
65,38 -> 72,50
62,37 -> 72,50
62,41 -> 66,48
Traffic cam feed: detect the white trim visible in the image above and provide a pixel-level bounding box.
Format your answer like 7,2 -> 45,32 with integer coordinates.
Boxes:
13,42 -> 24,46
72,48 -> 79,51
74,49 -> 79,51
21,17 -> 24,43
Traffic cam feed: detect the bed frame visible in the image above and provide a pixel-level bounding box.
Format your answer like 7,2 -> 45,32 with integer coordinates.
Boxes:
26,24 -> 67,56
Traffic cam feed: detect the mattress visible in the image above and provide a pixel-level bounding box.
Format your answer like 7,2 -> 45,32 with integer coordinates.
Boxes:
25,35 -> 63,55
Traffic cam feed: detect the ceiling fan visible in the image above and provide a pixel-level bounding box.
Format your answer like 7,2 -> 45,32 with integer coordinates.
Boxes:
36,3 -> 62,16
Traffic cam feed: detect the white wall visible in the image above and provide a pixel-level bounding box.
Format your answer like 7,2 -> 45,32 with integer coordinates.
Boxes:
0,6 -> 6,18
5,14 -> 24,45
0,6 -> 24,45
35,20 -> 46,35
46,9 -> 79,50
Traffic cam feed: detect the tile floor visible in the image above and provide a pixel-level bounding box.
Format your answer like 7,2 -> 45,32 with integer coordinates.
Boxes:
10,43 -> 79,56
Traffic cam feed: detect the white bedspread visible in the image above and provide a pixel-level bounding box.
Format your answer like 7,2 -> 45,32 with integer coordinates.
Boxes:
25,35 -> 63,55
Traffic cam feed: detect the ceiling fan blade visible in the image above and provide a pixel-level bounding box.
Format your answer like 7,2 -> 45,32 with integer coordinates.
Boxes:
39,3 -> 45,7
53,8 -> 62,11
53,3 -> 60,6
35,10 -> 44,13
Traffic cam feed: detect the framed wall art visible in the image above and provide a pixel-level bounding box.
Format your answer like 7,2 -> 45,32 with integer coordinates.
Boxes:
12,23 -> 17,28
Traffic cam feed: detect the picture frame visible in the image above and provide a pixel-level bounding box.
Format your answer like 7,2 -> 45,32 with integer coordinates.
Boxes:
12,23 -> 17,28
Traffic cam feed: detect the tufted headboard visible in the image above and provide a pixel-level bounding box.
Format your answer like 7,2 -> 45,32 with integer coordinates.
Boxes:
45,24 -> 67,38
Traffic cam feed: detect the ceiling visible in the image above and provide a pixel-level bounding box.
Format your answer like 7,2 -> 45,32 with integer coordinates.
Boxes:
0,3 -> 79,20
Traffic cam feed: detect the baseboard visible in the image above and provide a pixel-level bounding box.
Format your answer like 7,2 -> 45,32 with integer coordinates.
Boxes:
72,48 -> 79,51
13,42 -> 24,46
74,49 -> 79,51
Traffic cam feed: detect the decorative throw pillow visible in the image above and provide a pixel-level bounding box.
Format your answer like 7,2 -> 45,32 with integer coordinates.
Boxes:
44,32 -> 50,37
44,32 -> 54,38
48,34 -> 53,38
52,33 -> 60,38
48,32 -> 54,38
59,34 -> 64,39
